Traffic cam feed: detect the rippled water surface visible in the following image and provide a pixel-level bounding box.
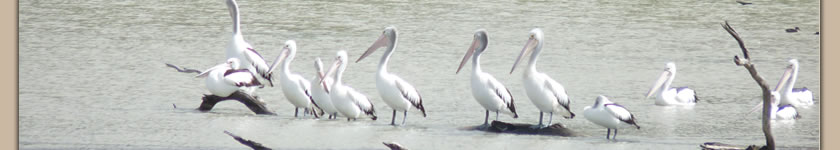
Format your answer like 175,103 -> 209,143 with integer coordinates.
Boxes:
19,0 -> 820,149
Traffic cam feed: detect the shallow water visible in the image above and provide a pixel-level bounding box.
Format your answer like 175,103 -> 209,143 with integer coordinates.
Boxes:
19,0 -> 820,149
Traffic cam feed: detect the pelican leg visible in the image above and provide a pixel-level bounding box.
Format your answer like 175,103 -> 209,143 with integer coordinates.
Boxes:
391,110 -> 397,125
606,129 -> 611,140
538,112 -> 544,127
495,111 -> 500,121
295,108 -> 299,117
401,111 -> 407,125
303,108 -> 309,117
483,110 -> 489,125
548,112 -> 554,126
613,129 -> 618,139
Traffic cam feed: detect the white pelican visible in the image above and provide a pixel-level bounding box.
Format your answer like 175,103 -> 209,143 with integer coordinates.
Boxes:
322,51 -> 378,121
225,0 -> 272,89
509,28 -> 575,128
644,62 -> 698,106
746,66 -> 801,120
269,40 -> 321,118
583,95 -> 641,140
357,26 -> 426,125
311,57 -> 340,119
456,29 -> 518,128
196,58 -> 264,97
778,59 -> 814,107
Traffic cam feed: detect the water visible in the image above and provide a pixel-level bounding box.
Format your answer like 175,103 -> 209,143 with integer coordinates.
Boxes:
19,0 -> 820,149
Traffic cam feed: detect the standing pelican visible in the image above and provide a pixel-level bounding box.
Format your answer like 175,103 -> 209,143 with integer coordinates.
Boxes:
357,26 -> 426,125
778,59 -> 814,107
269,40 -> 321,118
456,29 -> 518,128
225,0 -> 272,90
509,28 -> 575,128
196,58 -> 264,97
583,95 -> 641,140
312,57 -> 340,119
322,51 -> 378,121
644,62 -> 698,106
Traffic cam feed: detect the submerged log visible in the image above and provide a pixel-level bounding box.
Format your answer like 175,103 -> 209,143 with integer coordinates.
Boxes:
700,142 -> 765,150
198,91 -> 276,115
224,131 -> 272,150
468,121 -> 578,136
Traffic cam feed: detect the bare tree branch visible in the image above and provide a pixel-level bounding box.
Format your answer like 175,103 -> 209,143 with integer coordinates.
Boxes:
721,21 -> 775,150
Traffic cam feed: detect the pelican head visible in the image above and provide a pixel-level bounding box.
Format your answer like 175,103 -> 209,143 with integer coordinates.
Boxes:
510,28 -> 544,74
357,26 -> 398,63
281,40 -> 297,60
322,50 -> 348,83
227,58 -> 241,70
645,62 -> 677,98
594,95 -> 610,108
456,29 -> 489,74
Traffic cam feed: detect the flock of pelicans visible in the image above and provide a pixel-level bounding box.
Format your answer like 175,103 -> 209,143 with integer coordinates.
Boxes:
184,0 -> 816,140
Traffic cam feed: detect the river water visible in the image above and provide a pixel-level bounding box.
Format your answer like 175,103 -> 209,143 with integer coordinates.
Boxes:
19,0 -> 820,149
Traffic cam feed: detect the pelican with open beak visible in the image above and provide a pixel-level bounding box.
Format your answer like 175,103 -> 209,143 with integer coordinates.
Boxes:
510,28 -> 575,129
644,62 -> 697,106
457,29 -> 518,129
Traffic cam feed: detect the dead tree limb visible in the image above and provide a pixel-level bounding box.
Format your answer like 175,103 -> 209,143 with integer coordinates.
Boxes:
224,130 -> 272,150
721,21 -> 774,150
198,91 -> 276,115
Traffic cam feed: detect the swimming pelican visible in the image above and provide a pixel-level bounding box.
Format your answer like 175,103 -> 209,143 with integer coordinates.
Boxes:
269,40 -> 321,118
778,59 -> 814,107
644,62 -> 698,106
746,66 -> 801,120
196,58 -> 264,97
456,29 -> 519,128
322,51 -> 378,121
225,0 -> 272,90
509,28 -> 575,128
312,57 -> 340,119
357,26 -> 426,125
583,95 -> 641,140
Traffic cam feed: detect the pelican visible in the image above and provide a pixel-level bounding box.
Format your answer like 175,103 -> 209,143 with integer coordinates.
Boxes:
456,29 -> 518,128
268,40 -> 321,118
509,28 -> 575,128
322,51 -> 378,121
357,26 -> 427,125
583,95 -> 641,140
747,65 -> 801,120
225,0 -> 272,90
778,59 -> 814,107
644,62 -> 698,106
196,58 -> 264,97
311,57 -> 340,119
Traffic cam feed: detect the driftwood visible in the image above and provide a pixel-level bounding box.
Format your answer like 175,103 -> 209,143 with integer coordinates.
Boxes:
198,91 -> 276,115
468,121 -> 578,136
721,21 -> 774,149
383,142 -> 408,150
224,131 -> 272,150
700,142 -> 765,150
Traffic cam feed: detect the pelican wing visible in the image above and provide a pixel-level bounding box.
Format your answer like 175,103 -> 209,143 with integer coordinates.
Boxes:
605,103 -> 640,129
486,77 -> 516,115
544,79 -> 570,108
349,89 -> 375,114
395,78 -> 426,117
243,48 -> 270,78
223,69 -> 261,87
195,63 -> 230,78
